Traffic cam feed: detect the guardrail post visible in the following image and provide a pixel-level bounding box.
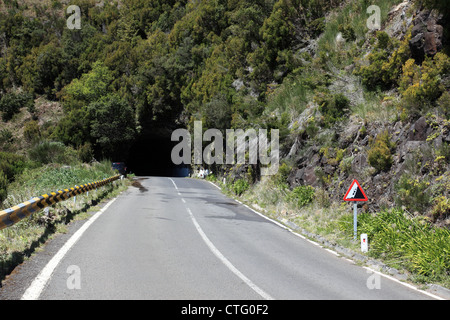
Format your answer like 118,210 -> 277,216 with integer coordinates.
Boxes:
74,186 -> 78,205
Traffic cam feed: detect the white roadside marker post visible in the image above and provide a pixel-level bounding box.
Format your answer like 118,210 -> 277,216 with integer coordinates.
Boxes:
361,233 -> 368,252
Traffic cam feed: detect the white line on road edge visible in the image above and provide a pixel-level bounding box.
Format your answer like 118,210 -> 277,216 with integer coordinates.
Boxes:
205,180 -> 445,300
169,178 -> 274,300
21,197 -> 118,300
362,267 -> 444,300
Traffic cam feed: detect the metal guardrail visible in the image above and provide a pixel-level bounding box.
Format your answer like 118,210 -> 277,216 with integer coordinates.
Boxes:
0,174 -> 121,230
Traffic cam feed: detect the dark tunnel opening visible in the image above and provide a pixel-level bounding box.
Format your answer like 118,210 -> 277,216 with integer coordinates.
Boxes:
126,135 -> 190,177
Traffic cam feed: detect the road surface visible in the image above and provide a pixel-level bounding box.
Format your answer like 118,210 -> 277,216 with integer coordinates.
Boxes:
1,177 -> 441,300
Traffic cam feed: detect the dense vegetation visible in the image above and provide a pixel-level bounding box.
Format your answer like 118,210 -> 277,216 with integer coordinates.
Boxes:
0,0 -> 449,287
0,0 -> 348,156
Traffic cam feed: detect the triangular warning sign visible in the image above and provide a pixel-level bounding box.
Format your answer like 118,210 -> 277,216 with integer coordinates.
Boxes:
343,179 -> 368,201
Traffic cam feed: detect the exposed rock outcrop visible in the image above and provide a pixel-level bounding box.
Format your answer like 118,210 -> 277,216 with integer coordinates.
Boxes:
409,9 -> 444,63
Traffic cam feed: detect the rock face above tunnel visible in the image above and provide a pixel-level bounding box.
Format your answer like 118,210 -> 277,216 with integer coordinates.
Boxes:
409,9 -> 444,63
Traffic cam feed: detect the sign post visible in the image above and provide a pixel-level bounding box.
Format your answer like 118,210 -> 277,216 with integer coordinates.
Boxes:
343,179 -> 368,240
353,203 -> 358,240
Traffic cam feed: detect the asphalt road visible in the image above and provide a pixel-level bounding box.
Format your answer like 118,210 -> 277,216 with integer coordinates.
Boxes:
1,177 -> 440,300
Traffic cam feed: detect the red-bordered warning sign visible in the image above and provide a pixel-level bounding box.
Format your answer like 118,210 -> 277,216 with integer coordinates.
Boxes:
343,179 -> 368,201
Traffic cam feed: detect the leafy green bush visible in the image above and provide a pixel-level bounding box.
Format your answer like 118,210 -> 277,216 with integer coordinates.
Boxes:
77,143 -> 94,163
0,170 -> 7,204
28,141 -> 79,165
0,129 -> 13,149
62,61 -> 113,106
17,41 -> 64,97
0,152 -> 27,181
51,107 -> 91,147
437,91 -> 450,118
308,17 -> 325,37
339,155 -> 354,174
315,92 -> 349,127
431,196 -> 450,221
338,23 -> 356,42
355,31 -> 410,90
0,91 -> 34,122
314,187 -> 331,208
367,130 -> 394,172
231,179 -> 249,196
399,52 -> 450,114
272,162 -> 291,189
23,120 -> 41,143
395,173 -> 431,213
286,185 -> 315,208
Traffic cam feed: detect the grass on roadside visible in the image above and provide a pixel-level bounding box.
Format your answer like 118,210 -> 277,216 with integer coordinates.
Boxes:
0,161 -> 131,283
208,174 -> 450,289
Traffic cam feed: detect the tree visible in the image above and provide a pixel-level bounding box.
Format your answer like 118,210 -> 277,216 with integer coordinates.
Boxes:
89,94 -> 136,159
62,61 -> 113,108
18,42 -> 64,97
51,106 -> 92,147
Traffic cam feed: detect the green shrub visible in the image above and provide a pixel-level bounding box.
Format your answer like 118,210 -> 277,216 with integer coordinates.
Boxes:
77,143 -> 94,163
437,91 -> 450,118
315,92 -> 349,126
0,91 -> 34,122
231,179 -> 249,196
314,187 -> 331,208
367,130 -> 394,172
89,94 -> 136,159
23,120 -> 41,143
399,52 -> 450,114
355,31 -> 410,90
339,155 -> 354,174
0,170 -> 7,204
338,23 -> 356,42
0,129 -> 13,148
395,173 -> 431,213
272,162 -> 291,189
321,147 -> 345,166
430,196 -> 449,221
305,116 -> 319,138
286,185 -> 315,208
355,49 -> 390,90
308,17 -> 325,37
28,141 -> 79,165
314,166 -> 331,187
0,152 -> 27,181
354,32 -> 392,90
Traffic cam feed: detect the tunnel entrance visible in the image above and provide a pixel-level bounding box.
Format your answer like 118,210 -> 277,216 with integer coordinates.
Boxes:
126,131 -> 190,177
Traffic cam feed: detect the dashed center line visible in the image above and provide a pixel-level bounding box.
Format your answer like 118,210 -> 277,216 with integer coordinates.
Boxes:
169,178 -> 274,300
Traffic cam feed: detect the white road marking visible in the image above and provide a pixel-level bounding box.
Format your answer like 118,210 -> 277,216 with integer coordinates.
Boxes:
170,178 -> 274,300
21,197 -> 118,300
170,178 -> 179,190
186,207 -> 274,300
204,178 -> 445,300
363,267 -> 444,300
